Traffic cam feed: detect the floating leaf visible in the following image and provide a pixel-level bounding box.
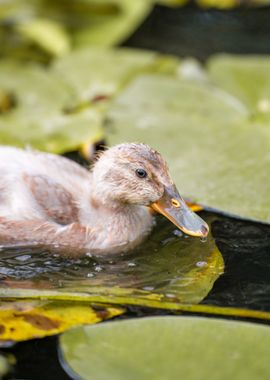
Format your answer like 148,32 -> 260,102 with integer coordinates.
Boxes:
16,18 -> 70,57
208,54 -> 270,118
60,316 -> 270,380
2,288 -> 270,321
158,0 -> 189,6
0,0 -> 153,62
53,47 -> 180,102
196,0 -> 239,8
0,60 -> 103,153
0,300 -> 123,343
107,73 -> 270,223
73,0 -> 152,47
196,0 -> 270,7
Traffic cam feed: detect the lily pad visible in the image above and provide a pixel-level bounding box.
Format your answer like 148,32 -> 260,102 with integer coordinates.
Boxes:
0,300 -> 123,343
0,0 -> 153,61
60,316 -> 270,380
0,60 -> 103,153
107,74 -> 270,223
208,54 -> 270,119
16,18 -> 70,57
197,0 -> 270,7
73,0 -> 152,47
53,47 -> 180,102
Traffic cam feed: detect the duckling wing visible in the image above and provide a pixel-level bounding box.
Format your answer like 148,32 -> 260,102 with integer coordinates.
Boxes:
0,218 -> 90,256
0,146 -> 92,221
24,174 -> 79,225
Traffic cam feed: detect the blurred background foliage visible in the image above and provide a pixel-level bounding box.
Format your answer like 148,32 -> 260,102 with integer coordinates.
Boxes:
1,0 -> 270,63
1,0 -> 270,222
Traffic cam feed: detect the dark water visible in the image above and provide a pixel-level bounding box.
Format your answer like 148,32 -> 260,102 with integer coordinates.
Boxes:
205,217 -> 270,311
124,4 -> 270,60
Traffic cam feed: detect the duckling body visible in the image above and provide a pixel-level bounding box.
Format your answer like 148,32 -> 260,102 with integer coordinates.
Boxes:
0,143 -> 208,256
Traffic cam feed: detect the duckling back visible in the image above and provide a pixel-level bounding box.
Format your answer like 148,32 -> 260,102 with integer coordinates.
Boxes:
0,146 -> 92,223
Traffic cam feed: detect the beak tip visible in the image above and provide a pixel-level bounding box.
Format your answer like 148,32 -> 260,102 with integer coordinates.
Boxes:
200,224 -> 209,238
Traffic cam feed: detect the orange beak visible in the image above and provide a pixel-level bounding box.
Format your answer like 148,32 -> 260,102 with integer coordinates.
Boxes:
150,185 -> 209,238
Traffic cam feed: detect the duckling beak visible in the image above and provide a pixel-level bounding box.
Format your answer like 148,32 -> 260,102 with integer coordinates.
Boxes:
150,185 -> 209,238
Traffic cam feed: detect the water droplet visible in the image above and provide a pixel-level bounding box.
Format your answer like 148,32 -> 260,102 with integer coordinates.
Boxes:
143,286 -> 154,291
196,261 -> 207,268
161,237 -> 174,245
165,293 -> 176,299
15,255 -> 31,262
173,229 -> 183,237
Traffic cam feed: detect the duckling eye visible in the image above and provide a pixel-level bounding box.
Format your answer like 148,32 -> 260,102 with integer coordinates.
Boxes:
135,168 -> 147,178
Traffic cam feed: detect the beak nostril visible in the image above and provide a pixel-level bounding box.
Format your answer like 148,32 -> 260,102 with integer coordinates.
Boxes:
171,198 -> 180,208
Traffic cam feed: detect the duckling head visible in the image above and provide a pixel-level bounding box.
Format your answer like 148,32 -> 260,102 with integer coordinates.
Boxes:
92,143 -> 209,238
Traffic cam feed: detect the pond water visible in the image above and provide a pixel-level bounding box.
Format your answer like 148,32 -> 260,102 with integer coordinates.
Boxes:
1,211 -> 270,380
0,212 -> 269,313
0,213 -> 223,305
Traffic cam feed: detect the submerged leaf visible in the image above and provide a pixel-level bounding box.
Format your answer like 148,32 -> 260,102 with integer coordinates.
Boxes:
107,74 -> 270,223
0,300 -> 123,343
0,216 -> 224,308
60,316 -> 270,380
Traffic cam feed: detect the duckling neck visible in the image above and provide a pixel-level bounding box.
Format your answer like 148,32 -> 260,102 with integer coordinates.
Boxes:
80,197 -> 154,254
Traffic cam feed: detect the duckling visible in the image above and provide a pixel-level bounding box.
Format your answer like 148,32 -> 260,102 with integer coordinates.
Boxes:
0,143 -> 208,256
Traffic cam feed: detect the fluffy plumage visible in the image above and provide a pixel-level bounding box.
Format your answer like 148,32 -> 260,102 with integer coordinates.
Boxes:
0,143 -> 208,256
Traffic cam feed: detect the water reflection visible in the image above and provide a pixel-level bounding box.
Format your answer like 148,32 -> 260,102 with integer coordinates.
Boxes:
0,213 -> 270,311
0,214 -> 223,305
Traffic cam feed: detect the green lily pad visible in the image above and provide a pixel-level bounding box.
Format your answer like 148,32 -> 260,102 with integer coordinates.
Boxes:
0,47 -> 179,153
60,316 -> 270,380
0,60 -> 103,153
107,74 -> 270,223
53,47 -> 180,102
0,0 -> 153,62
73,0 -> 152,47
208,54 -> 270,118
16,18 -> 70,57
196,0 -> 270,7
